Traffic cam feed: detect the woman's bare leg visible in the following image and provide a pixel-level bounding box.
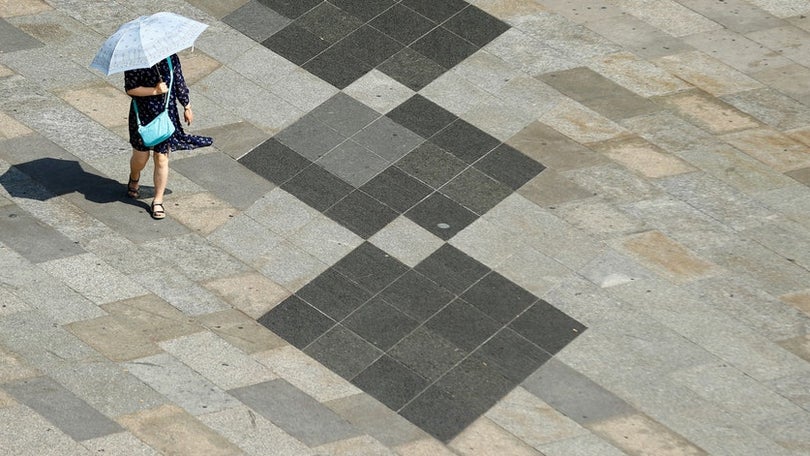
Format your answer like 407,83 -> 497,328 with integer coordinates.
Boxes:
128,149 -> 149,195
152,151 -> 169,204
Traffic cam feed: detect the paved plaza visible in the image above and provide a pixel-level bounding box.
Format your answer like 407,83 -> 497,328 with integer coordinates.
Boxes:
2,0 -> 810,454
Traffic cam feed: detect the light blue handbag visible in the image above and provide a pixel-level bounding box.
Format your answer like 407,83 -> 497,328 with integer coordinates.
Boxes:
132,57 -> 175,147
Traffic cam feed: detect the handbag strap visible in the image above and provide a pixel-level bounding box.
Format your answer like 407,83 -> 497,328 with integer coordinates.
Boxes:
132,57 -> 174,126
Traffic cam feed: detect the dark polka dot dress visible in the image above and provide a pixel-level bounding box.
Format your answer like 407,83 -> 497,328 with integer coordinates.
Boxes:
125,54 -> 213,153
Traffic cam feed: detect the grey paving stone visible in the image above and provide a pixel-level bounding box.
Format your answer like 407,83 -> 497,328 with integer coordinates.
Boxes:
259,294 -> 336,349
196,121 -> 270,160
141,233 -> 250,282
5,376 -> 123,441
316,139 -> 389,187
172,151 -> 274,210
0,18 -> 43,53
275,112 -> 346,162
327,393 -> 427,447
352,116 -> 424,163
0,204 -> 85,263
229,379 -> 359,446
325,189 -> 399,238
311,92 -> 380,137
583,13 -> 693,59
332,241 -> 409,294
0,405 -> 96,456
223,0 -> 290,42
394,141 -> 467,189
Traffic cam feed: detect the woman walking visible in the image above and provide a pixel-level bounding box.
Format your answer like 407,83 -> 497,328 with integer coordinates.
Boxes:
124,53 -> 212,219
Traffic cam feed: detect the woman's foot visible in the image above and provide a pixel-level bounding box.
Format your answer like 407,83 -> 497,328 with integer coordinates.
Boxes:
126,177 -> 140,199
150,201 -> 165,220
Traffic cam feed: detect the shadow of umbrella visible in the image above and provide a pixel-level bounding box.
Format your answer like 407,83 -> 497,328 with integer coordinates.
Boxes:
0,157 -> 149,210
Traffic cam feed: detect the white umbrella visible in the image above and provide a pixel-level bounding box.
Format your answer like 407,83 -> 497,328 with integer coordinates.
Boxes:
90,12 -> 208,75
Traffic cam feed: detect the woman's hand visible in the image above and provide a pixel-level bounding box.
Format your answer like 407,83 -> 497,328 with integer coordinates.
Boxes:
155,81 -> 168,95
183,106 -> 193,126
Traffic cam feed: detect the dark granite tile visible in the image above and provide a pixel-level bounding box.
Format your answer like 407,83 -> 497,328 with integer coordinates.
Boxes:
425,299 -> 501,352
460,271 -> 537,325
442,5 -> 510,47
477,328 -> 551,383
295,2 -> 364,43
434,353 -> 514,413
400,385 -> 478,442
389,326 -> 467,381
280,164 -> 354,212
311,93 -> 380,137
333,25 -> 404,67
386,95 -> 457,139
333,242 -> 409,294
330,0 -> 398,21
394,142 -> 467,189
378,47 -> 448,91
509,300 -> 587,354
404,192 -> 479,240
325,190 -> 399,238
351,355 -> 429,410
304,325 -> 383,379
440,167 -> 512,215
261,23 -> 329,65
379,270 -> 455,322
343,297 -> 420,351
414,244 -> 489,295
297,268 -> 372,320
303,45 -> 373,89
474,143 -> 546,190
257,0 -> 322,19
410,27 -> 478,69
352,116 -> 425,162
258,295 -> 336,349
360,167 -> 433,213
430,119 -> 500,164
274,113 -> 346,162
400,0 -> 469,22
238,138 -> 312,185
370,3 -> 436,45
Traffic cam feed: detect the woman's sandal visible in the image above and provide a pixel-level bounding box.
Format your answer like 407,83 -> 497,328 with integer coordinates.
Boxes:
150,201 -> 166,220
126,177 -> 140,199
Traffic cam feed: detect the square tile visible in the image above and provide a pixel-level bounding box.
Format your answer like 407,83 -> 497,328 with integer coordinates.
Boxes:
399,385 -> 479,442
414,244 -> 490,295
343,69 -> 416,114
197,121 -> 269,160
297,268 -> 373,321
303,45 -> 374,89
424,299 -> 501,352
304,325 -> 383,379
509,300 -> 586,354
352,116 -> 424,162
430,119 -> 501,164
281,164 -> 354,212
222,1 -> 290,42
258,295 -> 336,348
395,142 -> 467,189
369,216 -> 444,267
343,296 -> 421,351
440,167 -> 512,215
389,326 -> 468,381
275,113 -> 347,161
360,166 -> 433,213
400,0 -> 469,22
311,93 -> 381,137
238,138 -> 312,185
334,25 -> 404,67
443,5 -> 510,47
474,144 -> 546,190
379,270 -> 455,322
434,353 -> 514,413
460,271 -> 537,325
386,95 -> 457,139
378,47 -> 448,91
476,329 -> 551,383
330,0 -> 398,21
262,23 -> 329,65
332,242 -> 410,293
296,2 -> 364,43
370,3 -> 437,45
351,355 -> 429,410
325,190 -> 399,238
257,0 -> 322,18
405,192 -> 479,240
317,139 -> 390,187
410,27 -> 479,69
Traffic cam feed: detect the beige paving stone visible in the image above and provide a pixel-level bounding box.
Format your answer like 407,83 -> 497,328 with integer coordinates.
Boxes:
202,272 -> 290,319
58,83 -> 129,129
81,432 -> 159,456
612,0 -> 721,37
780,289 -> 810,316
653,51 -> 763,96
518,169 -> 595,207
195,309 -> 287,355
0,0 -> 51,17
654,91 -> 760,134
169,192 -> 239,235
506,121 -> 606,171
721,128 -> 810,172
472,0 -> 548,23
118,405 -> 243,456
776,335 -> 810,363
620,231 -> 718,283
177,49 -> 222,86
592,136 -> 695,178
66,316 -> 162,362
589,52 -> 692,97
395,438 -> 458,456
0,347 -> 39,383
486,387 -> 588,449
588,413 -> 707,456
101,294 -> 202,343
0,389 -> 15,408
0,111 -> 33,139
450,417 -> 543,456
539,99 -> 628,144
555,198 -> 647,239
314,435 -> 397,456
0,64 -> 12,77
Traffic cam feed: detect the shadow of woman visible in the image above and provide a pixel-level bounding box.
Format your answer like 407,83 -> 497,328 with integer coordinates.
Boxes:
0,157 -> 152,211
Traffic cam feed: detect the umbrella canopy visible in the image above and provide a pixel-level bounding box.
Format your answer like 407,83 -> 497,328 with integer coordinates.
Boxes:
90,12 -> 208,75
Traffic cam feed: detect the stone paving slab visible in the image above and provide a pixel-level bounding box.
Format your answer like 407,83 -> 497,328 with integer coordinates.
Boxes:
2,0 -> 810,454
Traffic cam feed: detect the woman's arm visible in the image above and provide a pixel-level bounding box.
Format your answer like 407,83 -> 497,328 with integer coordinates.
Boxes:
126,81 -> 168,97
